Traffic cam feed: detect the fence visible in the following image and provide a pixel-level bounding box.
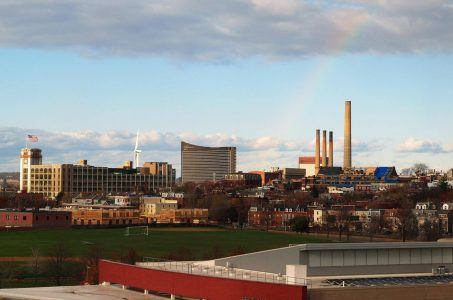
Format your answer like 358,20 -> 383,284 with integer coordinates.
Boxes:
139,258 -> 311,287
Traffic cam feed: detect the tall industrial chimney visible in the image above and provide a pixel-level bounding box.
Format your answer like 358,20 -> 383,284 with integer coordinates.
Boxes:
329,131 -> 334,167
315,129 -> 320,174
322,130 -> 327,167
344,100 -> 352,170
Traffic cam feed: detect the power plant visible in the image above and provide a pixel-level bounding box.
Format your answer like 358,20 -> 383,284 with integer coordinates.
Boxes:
344,100 -> 352,170
305,100 -> 351,175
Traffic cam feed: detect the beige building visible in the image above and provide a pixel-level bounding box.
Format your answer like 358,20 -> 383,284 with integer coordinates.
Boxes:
20,148 -> 176,198
181,141 -> 236,183
140,197 -> 178,217
68,205 -> 141,226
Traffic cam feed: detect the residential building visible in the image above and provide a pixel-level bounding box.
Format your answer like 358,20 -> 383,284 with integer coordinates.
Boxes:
224,172 -> 262,187
140,198 -> 178,218
181,141 -> 236,183
248,207 -> 307,229
68,205 -> 141,226
153,208 -> 209,224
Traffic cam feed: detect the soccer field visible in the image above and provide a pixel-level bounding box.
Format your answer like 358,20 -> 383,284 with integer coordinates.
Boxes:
0,227 -> 330,259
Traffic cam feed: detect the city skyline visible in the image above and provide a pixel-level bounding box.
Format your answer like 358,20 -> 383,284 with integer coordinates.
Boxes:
1,1 -> 453,173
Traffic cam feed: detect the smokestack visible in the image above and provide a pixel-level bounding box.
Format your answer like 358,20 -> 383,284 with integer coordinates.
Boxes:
322,130 -> 327,167
329,131 -> 333,167
315,129 -> 320,174
344,100 -> 352,170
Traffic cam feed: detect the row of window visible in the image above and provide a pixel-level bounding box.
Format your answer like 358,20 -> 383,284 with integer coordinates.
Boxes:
74,219 -> 135,225
3,214 -> 69,221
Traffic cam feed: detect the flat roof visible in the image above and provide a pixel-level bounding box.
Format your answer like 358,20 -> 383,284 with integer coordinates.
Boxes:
297,242 -> 453,251
323,274 -> 453,287
0,285 -> 166,300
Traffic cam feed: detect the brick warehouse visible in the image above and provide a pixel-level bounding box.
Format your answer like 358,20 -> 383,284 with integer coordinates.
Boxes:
0,209 -> 72,228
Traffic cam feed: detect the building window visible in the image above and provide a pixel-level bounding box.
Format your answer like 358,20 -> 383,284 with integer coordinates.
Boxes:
6,215 -> 10,220
46,216 -> 49,221
23,216 -> 27,221
35,216 -> 39,221
14,215 -> 18,220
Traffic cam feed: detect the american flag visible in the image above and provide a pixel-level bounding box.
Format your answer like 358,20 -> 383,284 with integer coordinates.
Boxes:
27,135 -> 39,142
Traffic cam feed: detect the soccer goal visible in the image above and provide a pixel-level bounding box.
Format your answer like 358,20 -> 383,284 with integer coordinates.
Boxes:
125,226 -> 149,236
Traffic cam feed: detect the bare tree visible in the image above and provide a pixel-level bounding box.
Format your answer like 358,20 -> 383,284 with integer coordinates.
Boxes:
83,245 -> 102,284
367,215 -> 382,241
47,241 -> 71,286
396,208 -> 418,242
31,247 -> 41,286
413,163 -> 429,175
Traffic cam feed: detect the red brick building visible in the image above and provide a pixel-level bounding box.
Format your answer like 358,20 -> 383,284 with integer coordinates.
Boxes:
248,207 -> 308,229
248,171 -> 281,186
0,210 -> 72,228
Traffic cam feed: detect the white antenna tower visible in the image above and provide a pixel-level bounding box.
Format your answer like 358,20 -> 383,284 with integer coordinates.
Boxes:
134,130 -> 142,169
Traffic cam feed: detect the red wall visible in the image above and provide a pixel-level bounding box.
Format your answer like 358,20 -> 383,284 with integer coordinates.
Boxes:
99,260 -> 307,300
0,211 -> 72,228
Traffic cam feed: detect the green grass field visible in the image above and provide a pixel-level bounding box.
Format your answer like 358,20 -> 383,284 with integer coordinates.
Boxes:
0,228 -> 330,259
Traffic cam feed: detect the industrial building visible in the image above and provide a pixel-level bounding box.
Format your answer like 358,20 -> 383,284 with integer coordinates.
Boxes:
297,100 -> 401,188
0,209 -> 72,228
19,148 -> 176,198
181,141 -> 236,183
211,242 -> 453,277
97,241 -> 453,300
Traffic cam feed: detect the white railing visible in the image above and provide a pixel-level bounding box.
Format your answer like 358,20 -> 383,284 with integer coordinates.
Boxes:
138,258 -> 310,287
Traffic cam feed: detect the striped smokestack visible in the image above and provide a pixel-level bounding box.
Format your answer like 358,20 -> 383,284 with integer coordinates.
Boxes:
344,100 -> 352,170
322,130 -> 327,167
315,129 -> 320,174
329,131 -> 333,167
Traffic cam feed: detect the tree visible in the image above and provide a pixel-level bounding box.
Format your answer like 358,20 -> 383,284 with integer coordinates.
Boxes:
0,259 -> 17,288
325,214 -> 336,239
396,208 -> 418,242
419,219 -> 441,241
83,245 -> 103,284
47,241 -> 71,286
289,216 -> 310,233
31,247 -> 41,286
438,175 -> 450,192
55,192 -> 64,206
310,186 -> 319,198
413,163 -> 429,175
366,215 -> 382,241
120,248 -> 139,265
209,194 -> 230,223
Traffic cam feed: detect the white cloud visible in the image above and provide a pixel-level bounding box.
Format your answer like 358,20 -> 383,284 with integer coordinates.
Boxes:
0,1 -> 452,60
396,137 -> 453,154
0,127 -> 383,174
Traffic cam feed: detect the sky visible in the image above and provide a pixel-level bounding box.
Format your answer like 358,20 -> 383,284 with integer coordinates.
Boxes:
1,0 -> 453,175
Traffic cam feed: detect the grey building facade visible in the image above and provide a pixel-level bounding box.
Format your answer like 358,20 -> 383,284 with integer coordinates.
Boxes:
181,141 -> 236,183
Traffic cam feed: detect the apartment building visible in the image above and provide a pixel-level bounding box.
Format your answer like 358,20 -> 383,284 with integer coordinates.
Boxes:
68,205 -> 141,226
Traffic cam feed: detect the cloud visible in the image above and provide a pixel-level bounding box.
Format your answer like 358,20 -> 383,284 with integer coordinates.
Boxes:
0,127 -> 382,173
0,1 -> 452,60
396,138 -> 453,154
